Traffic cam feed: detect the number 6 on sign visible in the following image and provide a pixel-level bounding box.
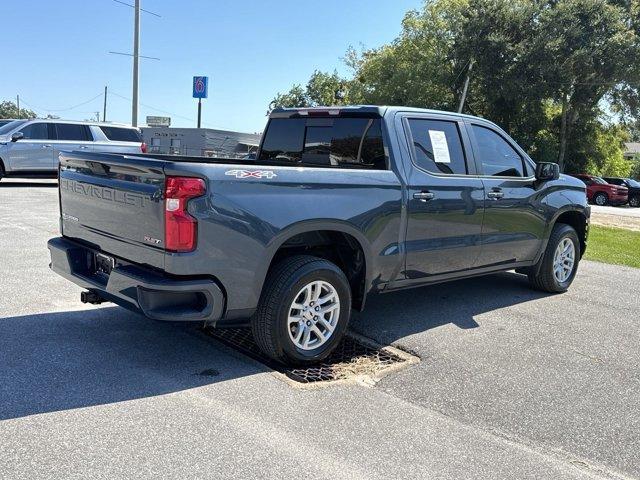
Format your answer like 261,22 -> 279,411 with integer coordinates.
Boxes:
193,76 -> 209,99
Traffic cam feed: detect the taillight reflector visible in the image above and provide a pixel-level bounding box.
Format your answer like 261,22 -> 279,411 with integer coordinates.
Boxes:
141,142 -> 148,153
164,177 -> 206,252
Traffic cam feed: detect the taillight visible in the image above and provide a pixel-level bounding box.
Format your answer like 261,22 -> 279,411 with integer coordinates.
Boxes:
141,142 -> 148,153
164,177 -> 206,252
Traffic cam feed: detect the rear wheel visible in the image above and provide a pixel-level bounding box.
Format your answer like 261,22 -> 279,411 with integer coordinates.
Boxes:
251,255 -> 351,365
593,192 -> 608,206
629,195 -> 640,208
528,224 -> 580,293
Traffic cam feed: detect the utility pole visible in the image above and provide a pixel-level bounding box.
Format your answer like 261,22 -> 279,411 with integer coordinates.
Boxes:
103,86 -> 108,122
16,95 -> 20,118
457,59 -> 474,114
131,0 -> 140,126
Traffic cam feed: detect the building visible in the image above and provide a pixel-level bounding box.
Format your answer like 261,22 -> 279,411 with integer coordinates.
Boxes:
141,127 -> 261,158
624,142 -> 640,160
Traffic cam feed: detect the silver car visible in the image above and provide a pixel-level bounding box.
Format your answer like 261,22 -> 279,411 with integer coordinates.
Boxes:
0,119 -> 146,180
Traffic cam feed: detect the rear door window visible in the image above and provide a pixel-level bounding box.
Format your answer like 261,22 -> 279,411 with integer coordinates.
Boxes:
55,123 -> 91,141
99,126 -> 142,142
259,117 -> 386,169
407,119 -> 468,175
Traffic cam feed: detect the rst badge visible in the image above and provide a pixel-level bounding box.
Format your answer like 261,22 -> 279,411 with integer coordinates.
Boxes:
225,169 -> 277,179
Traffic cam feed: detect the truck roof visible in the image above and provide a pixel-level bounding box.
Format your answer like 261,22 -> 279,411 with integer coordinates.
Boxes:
269,105 -> 500,128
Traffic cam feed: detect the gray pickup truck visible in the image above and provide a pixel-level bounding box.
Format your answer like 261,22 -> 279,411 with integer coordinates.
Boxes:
48,106 -> 590,365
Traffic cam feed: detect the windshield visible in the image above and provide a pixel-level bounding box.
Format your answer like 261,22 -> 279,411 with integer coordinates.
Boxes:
593,177 -> 608,185
626,178 -> 640,188
0,120 -> 27,135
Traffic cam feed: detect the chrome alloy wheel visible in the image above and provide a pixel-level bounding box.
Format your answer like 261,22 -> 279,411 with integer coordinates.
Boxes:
553,238 -> 576,283
288,280 -> 340,351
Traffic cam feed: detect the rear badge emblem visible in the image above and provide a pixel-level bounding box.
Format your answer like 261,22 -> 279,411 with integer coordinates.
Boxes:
225,169 -> 277,179
144,236 -> 162,245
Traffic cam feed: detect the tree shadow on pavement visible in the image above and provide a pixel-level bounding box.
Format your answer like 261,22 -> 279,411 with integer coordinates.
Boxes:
350,271 -> 550,348
0,307 -> 263,421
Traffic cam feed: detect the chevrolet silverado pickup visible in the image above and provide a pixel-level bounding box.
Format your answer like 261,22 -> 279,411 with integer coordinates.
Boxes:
48,106 -> 590,365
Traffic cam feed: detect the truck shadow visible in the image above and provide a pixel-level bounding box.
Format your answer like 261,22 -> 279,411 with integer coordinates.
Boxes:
0,307 -> 264,421
350,271 -> 550,348
0,271 -> 548,421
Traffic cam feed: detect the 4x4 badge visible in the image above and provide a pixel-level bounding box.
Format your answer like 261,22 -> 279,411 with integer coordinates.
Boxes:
225,169 -> 277,179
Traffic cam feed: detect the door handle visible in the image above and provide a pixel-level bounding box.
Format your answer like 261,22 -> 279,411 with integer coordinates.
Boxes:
413,191 -> 435,202
78,146 -> 90,150
487,189 -> 504,200
42,144 -> 52,148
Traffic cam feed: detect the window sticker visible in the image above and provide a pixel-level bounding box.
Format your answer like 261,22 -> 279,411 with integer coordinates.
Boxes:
428,130 -> 451,164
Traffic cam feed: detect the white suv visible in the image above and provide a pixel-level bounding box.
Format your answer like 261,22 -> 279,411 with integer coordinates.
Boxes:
0,119 -> 146,180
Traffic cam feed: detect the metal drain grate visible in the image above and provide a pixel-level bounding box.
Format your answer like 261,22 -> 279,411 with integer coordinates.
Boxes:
203,327 -> 418,385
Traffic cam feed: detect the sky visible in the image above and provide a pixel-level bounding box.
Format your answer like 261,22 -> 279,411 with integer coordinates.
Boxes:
1,0 -> 422,133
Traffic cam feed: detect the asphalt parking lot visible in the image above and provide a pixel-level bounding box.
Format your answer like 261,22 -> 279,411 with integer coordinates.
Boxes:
1,178 -> 639,480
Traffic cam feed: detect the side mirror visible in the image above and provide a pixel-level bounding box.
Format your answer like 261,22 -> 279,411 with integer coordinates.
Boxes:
11,132 -> 24,142
535,162 -> 560,181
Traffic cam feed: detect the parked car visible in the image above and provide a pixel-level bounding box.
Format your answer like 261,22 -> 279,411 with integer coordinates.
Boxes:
569,174 -> 628,206
0,119 -> 146,180
48,106 -> 590,365
0,119 -> 18,128
602,177 -> 640,207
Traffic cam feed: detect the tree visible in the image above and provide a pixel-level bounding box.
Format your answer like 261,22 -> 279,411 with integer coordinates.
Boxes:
348,0 -> 468,109
0,100 -> 36,119
534,0 -> 640,171
269,0 -> 640,175
453,0 -> 547,150
268,71 -> 356,112
630,156 -> 640,179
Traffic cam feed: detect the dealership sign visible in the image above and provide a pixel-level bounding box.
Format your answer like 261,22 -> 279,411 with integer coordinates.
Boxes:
146,116 -> 171,127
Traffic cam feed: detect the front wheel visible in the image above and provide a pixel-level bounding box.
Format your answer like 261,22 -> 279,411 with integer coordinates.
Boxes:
629,195 -> 640,208
528,224 -> 580,293
252,255 -> 352,365
593,192 -> 608,206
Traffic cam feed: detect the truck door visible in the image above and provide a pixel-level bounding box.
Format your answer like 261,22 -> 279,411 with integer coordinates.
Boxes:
401,114 -> 485,278
466,122 -> 546,266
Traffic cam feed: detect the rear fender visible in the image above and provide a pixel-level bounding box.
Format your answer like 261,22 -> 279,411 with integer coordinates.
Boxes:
250,220 -> 374,308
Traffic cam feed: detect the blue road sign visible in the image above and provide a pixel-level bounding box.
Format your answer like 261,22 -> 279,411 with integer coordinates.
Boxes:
193,76 -> 208,99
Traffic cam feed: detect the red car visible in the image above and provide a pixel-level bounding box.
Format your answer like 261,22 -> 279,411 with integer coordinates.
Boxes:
570,174 -> 628,206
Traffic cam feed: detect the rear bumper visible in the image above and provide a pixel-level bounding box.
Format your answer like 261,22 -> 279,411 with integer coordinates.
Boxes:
48,237 -> 225,323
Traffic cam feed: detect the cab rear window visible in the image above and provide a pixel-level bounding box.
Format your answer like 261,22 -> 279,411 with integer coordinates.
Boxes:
259,117 -> 386,170
100,126 -> 142,142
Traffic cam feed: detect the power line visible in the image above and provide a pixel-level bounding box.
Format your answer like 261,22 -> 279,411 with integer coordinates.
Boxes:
112,0 -> 161,17
18,93 -> 104,113
110,90 -> 211,126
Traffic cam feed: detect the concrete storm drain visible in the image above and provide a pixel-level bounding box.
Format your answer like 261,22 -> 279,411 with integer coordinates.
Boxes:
203,327 -> 419,387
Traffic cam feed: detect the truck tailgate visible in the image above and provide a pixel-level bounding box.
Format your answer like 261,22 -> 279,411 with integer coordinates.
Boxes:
59,152 -> 166,269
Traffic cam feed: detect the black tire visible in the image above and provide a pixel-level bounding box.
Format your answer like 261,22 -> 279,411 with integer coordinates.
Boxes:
528,223 -> 580,293
629,195 -> 640,208
593,192 -> 608,206
251,255 -> 352,365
